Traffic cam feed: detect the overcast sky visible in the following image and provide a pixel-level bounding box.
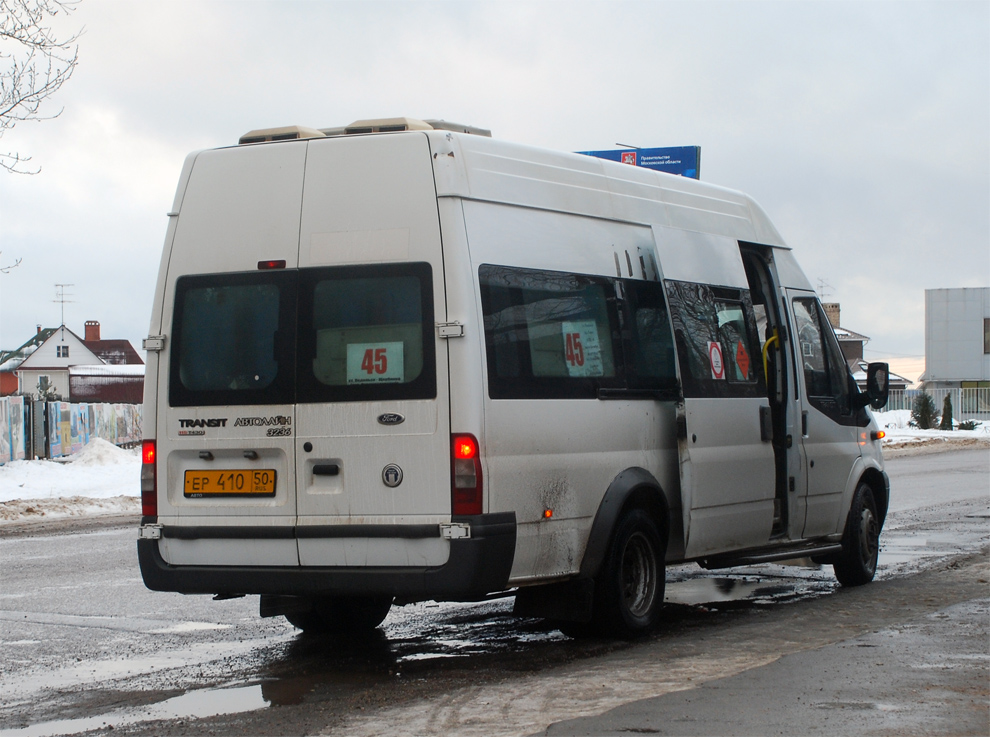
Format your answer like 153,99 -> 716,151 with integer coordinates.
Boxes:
1,0 -> 987,384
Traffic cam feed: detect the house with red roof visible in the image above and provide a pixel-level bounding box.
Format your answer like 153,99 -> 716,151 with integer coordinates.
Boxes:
9,321 -> 144,403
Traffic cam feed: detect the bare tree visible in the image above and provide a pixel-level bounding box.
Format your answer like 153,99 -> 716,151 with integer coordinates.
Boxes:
1,0 -> 81,173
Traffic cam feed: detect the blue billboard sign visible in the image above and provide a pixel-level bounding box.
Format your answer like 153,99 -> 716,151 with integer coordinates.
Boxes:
577,146 -> 701,179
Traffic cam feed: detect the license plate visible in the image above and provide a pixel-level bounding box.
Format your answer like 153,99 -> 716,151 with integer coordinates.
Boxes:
184,469 -> 277,497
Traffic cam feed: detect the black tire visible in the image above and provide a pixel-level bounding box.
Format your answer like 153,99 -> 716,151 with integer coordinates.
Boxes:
833,483 -> 880,587
592,508 -> 666,638
284,595 -> 393,634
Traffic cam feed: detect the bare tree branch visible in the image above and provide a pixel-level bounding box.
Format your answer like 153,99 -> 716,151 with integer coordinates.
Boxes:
1,0 -> 82,174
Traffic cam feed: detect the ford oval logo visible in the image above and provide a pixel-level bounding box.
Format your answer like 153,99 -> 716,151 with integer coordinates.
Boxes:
378,412 -> 405,426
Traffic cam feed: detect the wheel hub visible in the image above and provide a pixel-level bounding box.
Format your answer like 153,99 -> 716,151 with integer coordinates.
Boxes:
621,532 -> 658,618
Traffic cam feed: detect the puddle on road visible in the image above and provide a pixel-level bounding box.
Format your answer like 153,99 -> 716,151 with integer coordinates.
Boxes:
877,534 -> 967,568
663,558 -> 836,609
666,578 -> 802,606
380,599 -> 568,666
1,634 -> 291,703
813,701 -> 902,712
663,524 -> 988,609
0,684 -> 268,737
0,606 -> 573,737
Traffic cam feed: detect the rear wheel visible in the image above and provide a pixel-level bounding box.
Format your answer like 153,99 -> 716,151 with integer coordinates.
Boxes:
833,483 -> 880,587
592,508 -> 666,638
285,595 -> 393,634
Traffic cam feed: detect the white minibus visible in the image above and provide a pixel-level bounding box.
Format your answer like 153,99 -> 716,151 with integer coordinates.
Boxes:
138,117 -> 890,637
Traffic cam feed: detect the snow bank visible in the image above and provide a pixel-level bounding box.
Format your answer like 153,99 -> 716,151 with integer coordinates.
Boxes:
873,409 -> 990,434
60,437 -> 139,467
0,496 -> 138,523
873,409 -> 914,430
873,409 -> 990,451
0,439 -> 140,506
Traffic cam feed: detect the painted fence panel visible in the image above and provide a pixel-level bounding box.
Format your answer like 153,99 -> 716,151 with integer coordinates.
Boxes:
0,398 -> 142,464
0,396 -> 27,464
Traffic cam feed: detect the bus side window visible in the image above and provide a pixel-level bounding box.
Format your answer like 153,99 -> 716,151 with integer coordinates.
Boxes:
479,264 -> 620,399
622,280 -> 677,391
665,280 -> 763,399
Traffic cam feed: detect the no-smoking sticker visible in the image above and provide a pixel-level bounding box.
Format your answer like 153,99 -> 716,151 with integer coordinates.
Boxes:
708,341 -> 725,380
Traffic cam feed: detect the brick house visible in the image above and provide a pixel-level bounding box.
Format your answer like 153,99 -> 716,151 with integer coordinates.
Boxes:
822,303 -> 910,391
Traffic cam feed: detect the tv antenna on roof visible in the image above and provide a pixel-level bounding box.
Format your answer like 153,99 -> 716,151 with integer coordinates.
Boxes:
816,278 -> 834,301
54,283 -> 75,330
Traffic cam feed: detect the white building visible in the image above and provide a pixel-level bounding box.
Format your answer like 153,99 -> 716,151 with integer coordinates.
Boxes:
922,287 -> 990,389
15,322 -> 145,402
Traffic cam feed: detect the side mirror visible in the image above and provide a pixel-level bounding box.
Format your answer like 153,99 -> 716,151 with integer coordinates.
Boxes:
865,362 -> 889,410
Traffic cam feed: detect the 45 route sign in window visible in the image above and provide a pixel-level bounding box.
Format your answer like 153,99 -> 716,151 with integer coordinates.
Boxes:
562,320 -> 604,377
346,342 -> 405,384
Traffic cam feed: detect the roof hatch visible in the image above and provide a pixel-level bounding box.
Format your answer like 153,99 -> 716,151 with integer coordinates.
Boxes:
238,125 -> 325,145
238,117 -> 490,145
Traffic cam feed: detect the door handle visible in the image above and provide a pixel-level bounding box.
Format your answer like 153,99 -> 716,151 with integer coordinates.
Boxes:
313,464 -> 340,476
802,411 -> 808,437
759,406 -> 773,442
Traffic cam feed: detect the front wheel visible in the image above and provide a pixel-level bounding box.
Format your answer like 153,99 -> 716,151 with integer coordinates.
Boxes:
593,508 -> 666,638
833,483 -> 880,587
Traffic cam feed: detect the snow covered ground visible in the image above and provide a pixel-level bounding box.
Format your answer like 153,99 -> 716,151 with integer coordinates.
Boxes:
874,409 -> 990,453
0,413 -> 987,525
0,439 -> 140,523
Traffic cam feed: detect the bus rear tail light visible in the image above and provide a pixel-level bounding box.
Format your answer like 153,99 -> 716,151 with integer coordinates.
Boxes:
451,433 -> 483,516
141,439 -> 157,519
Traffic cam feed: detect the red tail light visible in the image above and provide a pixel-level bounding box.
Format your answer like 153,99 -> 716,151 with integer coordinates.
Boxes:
451,433 -> 482,516
141,439 -> 157,519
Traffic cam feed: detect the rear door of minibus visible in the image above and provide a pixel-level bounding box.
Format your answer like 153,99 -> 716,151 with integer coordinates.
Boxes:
293,133 -> 452,568
157,142 -> 305,567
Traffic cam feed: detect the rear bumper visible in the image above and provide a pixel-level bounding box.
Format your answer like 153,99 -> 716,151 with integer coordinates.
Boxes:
137,512 -> 516,601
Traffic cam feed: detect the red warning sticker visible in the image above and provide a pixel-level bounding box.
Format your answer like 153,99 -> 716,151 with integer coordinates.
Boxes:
736,341 -> 751,378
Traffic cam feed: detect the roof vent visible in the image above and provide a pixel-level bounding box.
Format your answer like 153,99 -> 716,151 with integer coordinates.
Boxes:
238,125 -> 326,145
319,117 -> 491,138
239,119 -> 492,145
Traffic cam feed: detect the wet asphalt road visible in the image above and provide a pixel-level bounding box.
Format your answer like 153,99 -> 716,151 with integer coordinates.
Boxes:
540,594 -> 989,737
0,448 -> 987,737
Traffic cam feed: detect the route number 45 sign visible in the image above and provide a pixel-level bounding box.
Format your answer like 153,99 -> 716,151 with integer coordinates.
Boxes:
562,321 -> 604,377
346,342 -> 405,384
